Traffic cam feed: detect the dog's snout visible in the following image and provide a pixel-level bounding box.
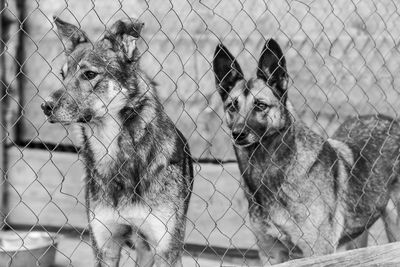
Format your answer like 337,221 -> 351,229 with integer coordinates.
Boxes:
232,130 -> 248,141
41,101 -> 55,116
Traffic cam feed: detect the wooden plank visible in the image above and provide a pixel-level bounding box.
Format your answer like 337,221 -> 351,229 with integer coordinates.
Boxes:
276,242 -> 400,267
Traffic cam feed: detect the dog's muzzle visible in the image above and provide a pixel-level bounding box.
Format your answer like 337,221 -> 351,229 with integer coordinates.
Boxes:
232,131 -> 248,142
77,113 -> 93,123
41,101 -> 55,117
232,130 -> 251,146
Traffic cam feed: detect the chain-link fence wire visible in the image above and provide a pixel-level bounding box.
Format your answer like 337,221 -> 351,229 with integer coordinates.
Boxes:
1,0 -> 400,266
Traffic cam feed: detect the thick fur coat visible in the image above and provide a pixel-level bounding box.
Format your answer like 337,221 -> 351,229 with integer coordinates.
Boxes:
42,17 -> 193,267
213,39 -> 400,264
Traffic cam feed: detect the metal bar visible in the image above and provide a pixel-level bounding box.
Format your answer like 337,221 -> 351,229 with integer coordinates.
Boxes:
9,140 -> 238,165
0,0 -> 8,229
14,0 -> 26,145
9,223 -> 260,262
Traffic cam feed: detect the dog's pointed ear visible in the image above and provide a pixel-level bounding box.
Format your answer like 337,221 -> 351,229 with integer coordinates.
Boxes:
104,18 -> 144,61
257,39 -> 288,97
213,44 -> 243,102
54,16 -> 89,55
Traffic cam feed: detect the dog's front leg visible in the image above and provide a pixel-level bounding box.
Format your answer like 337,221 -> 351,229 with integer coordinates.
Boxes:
150,231 -> 183,267
133,235 -> 155,267
142,206 -> 184,267
153,250 -> 182,267
382,188 -> 400,242
91,220 -> 127,267
256,234 -> 291,265
344,231 -> 368,250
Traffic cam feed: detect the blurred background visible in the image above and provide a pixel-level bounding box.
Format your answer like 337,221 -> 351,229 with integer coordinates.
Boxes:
1,0 -> 400,266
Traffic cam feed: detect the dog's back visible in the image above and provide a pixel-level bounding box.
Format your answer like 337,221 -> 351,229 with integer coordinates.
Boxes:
332,115 -> 400,242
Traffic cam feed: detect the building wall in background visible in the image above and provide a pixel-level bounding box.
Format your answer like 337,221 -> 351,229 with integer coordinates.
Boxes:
4,0 -> 399,160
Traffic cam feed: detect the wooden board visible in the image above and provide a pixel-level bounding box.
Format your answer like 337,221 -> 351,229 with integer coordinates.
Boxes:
276,242 -> 400,267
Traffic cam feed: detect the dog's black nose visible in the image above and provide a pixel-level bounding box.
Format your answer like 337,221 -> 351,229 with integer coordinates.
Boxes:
41,101 -> 54,116
232,131 -> 248,141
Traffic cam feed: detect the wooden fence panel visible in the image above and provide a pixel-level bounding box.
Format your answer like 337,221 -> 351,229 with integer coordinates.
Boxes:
276,242 -> 400,267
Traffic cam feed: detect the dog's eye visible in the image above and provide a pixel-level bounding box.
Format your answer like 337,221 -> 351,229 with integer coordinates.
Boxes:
226,99 -> 239,113
82,71 -> 98,80
254,100 -> 270,112
59,70 -> 65,80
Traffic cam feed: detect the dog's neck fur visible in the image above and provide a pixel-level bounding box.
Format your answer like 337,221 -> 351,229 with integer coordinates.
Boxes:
81,114 -> 121,176
80,71 -> 176,205
234,101 -> 297,206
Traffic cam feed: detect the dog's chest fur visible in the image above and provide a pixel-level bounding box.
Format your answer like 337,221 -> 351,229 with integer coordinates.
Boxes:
81,116 -> 121,176
90,202 -> 177,252
237,123 -> 324,206
78,104 -> 184,207
237,123 -> 344,242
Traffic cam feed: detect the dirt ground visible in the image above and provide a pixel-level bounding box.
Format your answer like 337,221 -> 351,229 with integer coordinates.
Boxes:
52,221 -> 388,267
50,199 -> 390,267
53,225 -> 387,267
6,155 -> 391,266
53,236 -> 225,267
6,152 -> 392,266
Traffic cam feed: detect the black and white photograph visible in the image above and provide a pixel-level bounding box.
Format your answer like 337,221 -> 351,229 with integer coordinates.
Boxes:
0,0 -> 400,266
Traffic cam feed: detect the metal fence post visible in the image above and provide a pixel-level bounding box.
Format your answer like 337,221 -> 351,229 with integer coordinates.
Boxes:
0,0 -> 8,228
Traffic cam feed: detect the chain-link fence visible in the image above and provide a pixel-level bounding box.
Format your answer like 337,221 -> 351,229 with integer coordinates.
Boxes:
1,0 -> 400,266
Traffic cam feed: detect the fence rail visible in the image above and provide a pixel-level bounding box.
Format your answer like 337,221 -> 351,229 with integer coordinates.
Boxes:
276,242 -> 400,267
0,0 -> 7,228
8,223 -> 261,265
